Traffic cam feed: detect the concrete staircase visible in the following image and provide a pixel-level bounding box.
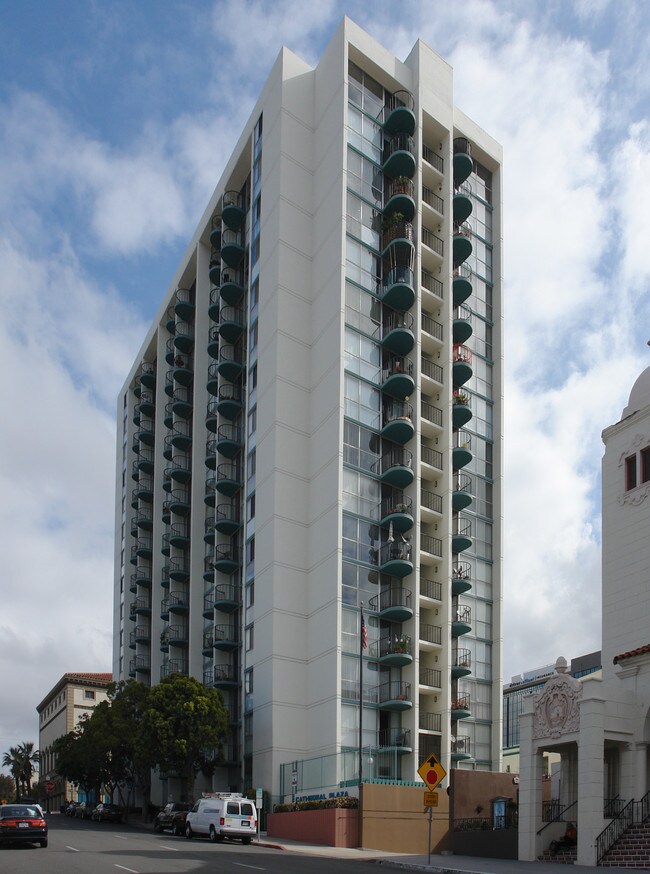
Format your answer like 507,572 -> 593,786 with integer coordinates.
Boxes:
539,846 -> 577,865
600,820 -> 650,868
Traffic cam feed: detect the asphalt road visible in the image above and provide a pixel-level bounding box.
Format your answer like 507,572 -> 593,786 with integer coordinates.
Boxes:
0,814 -> 383,874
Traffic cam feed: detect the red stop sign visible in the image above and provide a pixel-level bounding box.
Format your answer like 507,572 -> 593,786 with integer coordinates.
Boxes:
45,781 -> 55,793
426,769 -> 438,786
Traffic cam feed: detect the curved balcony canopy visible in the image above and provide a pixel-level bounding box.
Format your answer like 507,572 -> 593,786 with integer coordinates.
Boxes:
453,305 -> 473,345
168,487 -> 191,517
451,648 -> 472,679
209,215 -> 222,250
169,421 -> 192,453
382,90 -> 416,136
216,423 -> 243,459
381,355 -> 414,400
220,269 -> 246,306
173,320 -> 195,355
218,305 -> 245,344
169,522 -> 190,549
380,309 -> 415,356
453,473 -> 473,512
172,357 -> 193,387
207,325 -> 220,361
215,503 -> 242,535
376,680 -> 412,711
452,345 -> 473,387
369,585 -> 412,622
166,454 -> 191,484
138,361 -> 156,391
451,735 -> 472,761
381,265 -> 415,311
206,544 -> 242,577
380,493 -> 414,533
375,634 -> 413,667
452,520 -> 472,554
217,345 -> 245,381
172,386 -> 193,420
214,582 -> 241,614
134,391 -> 155,422
453,137 -> 473,187
222,191 -> 246,230
382,400 -> 414,445
452,391 -> 473,429
383,133 -> 416,179
213,623 -> 239,651
208,286 -> 221,323
215,462 -> 243,496
174,287 -> 195,322
208,251 -> 221,286
451,692 -> 471,721
453,266 -> 473,307
372,446 -> 414,488
452,605 -> 472,637
165,304 -> 176,336
452,433 -> 472,471
453,182 -> 473,225
168,558 -> 190,582
377,539 -> 413,578
452,561 -> 472,595
211,665 -> 239,690
453,222 -> 473,268
378,727 -> 412,754
168,590 -> 189,614
221,229 -> 245,268
205,436 -> 218,469
216,383 -> 245,420
384,176 -> 415,222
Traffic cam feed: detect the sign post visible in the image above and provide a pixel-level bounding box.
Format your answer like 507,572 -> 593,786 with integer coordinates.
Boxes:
418,753 -> 447,866
255,788 -> 263,842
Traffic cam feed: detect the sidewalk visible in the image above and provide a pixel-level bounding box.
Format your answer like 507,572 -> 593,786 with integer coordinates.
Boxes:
256,835 -> 622,872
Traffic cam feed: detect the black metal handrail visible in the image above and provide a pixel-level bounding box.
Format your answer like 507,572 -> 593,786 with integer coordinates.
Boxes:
383,133 -> 415,162
453,648 -> 472,670
368,586 -> 412,613
538,799 -> 576,834
419,623 -> 442,645
596,799 -> 633,862
377,727 -> 411,748
380,492 -> 413,518
421,445 -> 443,469
419,667 -> 442,689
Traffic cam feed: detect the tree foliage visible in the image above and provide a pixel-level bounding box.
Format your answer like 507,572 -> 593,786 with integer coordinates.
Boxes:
0,773 -> 16,803
51,675 -> 229,804
141,675 -> 229,800
2,742 -> 39,801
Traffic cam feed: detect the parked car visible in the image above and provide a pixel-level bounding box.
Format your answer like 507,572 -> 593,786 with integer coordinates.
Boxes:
91,803 -> 124,824
185,794 -> 256,844
75,801 -> 95,819
0,803 -> 48,848
153,801 -> 191,835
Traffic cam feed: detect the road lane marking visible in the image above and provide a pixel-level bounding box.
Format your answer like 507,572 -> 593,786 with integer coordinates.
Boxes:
159,844 -> 180,851
66,846 -> 80,852
115,866 -> 139,873
113,835 -> 128,840
233,865 -> 266,871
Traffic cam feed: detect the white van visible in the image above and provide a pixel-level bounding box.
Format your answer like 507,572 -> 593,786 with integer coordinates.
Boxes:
185,793 -> 257,844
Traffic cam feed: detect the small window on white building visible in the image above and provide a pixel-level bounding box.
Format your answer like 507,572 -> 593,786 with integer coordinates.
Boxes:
84,690 -> 95,700
625,455 -> 637,490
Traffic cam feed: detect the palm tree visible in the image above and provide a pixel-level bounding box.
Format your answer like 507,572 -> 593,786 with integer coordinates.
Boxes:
2,742 -> 39,800
17,742 -> 39,795
2,746 -> 23,801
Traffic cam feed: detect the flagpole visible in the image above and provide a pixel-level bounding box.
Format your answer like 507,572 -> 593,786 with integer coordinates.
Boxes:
358,601 -> 364,789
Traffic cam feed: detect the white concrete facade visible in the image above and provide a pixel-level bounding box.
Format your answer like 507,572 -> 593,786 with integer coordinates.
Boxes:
518,368 -> 650,865
113,18 -> 503,804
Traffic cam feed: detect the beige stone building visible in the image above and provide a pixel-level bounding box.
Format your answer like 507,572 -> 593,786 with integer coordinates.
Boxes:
37,672 -> 112,810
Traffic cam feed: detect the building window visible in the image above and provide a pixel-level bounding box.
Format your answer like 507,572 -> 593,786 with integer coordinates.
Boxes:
626,454 -> 637,490
642,447 -> 650,484
84,690 -> 95,700
245,625 -> 254,651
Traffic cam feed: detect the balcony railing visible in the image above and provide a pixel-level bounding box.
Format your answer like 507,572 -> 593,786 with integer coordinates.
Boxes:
420,623 -> 442,645
422,185 -> 444,215
421,534 -> 442,557
421,445 -> 443,469
421,489 -> 442,514
421,578 -> 442,601
422,143 -> 444,173
421,312 -> 443,341
419,667 -> 442,690
421,268 -> 443,299
419,711 -> 442,732
421,227 -> 444,256
421,359 -> 443,386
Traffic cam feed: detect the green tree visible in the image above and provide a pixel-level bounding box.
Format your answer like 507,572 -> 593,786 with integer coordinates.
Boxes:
17,742 -> 39,795
141,674 -> 229,800
52,718 -> 103,799
0,773 -> 15,802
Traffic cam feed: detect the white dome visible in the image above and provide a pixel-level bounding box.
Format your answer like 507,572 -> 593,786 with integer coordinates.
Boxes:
622,366 -> 650,418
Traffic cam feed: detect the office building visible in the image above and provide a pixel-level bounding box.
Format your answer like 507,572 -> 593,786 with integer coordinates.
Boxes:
113,18 -> 503,803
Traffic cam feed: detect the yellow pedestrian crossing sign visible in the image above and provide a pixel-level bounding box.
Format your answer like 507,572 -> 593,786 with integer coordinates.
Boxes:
418,752 -> 447,790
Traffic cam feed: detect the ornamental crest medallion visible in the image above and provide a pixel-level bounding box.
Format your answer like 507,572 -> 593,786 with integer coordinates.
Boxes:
532,658 -> 582,739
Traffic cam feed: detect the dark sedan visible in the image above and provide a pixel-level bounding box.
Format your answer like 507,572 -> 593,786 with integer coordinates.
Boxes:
91,803 -> 124,823
0,804 -> 48,847
153,801 -> 191,835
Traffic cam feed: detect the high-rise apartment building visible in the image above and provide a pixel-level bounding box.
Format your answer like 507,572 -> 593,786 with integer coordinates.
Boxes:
113,18 -> 503,803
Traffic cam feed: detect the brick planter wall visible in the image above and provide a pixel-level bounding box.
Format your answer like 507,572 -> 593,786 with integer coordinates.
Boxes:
267,808 -> 359,847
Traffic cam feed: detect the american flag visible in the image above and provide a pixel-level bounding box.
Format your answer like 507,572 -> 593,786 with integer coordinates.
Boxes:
361,612 -> 368,650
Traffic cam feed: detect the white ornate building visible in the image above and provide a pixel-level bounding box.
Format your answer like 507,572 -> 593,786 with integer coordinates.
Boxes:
518,367 -> 650,866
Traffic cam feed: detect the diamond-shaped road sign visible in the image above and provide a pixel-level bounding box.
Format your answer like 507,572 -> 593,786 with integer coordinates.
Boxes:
417,752 -> 447,791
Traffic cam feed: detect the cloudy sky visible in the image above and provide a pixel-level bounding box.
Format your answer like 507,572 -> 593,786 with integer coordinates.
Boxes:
1,0 -> 649,762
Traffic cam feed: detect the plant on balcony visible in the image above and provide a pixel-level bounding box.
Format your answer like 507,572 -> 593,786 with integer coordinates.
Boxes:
453,391 -> 469,405
382,211 -> 405,231
392,634 -> 410,653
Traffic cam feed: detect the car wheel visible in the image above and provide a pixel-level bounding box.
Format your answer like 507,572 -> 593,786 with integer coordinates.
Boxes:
242,837 -> 252,845
174,822 -> 183,836
40,839 -> 48,848
185,823 -> 192,839
153,821 -> 161,833
209,825 -> 217,843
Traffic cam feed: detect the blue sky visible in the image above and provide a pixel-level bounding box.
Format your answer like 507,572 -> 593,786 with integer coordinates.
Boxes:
1,0 -> 649,763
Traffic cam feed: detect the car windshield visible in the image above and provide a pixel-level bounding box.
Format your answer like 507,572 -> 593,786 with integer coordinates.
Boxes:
2,806 -> 40,818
